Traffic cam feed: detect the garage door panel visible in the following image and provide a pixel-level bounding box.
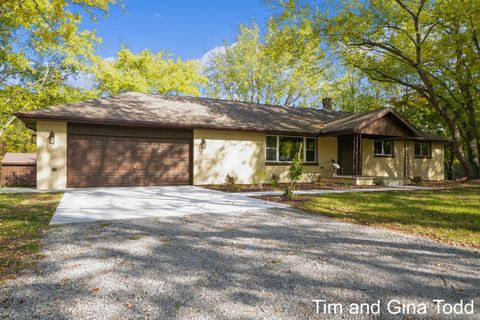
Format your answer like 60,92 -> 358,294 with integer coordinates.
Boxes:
68,132 -> 191,187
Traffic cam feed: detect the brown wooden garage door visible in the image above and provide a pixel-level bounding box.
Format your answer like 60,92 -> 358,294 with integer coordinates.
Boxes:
67,124 -> 192,187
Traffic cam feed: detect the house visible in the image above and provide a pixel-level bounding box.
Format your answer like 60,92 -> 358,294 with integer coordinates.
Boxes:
15,92 -> 448,190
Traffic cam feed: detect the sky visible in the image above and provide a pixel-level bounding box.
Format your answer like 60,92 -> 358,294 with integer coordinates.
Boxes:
82,0 -> 272,61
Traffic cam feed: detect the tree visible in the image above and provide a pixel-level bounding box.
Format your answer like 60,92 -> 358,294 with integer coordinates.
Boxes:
206,19 -> 327,107
0,0 -> 115,153
284,143 -> 304,199
94,47 -> 207,96
278,0 -> 480,177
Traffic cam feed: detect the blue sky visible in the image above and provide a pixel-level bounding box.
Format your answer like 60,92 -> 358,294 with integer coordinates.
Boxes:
82,0 -> 272,61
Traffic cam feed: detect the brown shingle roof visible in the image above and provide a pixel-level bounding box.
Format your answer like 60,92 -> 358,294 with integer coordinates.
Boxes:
16,92 -> 447,141
16,92 -> 348,134
1,153 -> 36,165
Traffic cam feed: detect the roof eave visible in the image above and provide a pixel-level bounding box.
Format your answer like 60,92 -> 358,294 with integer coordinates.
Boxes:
16,114 -> 320,137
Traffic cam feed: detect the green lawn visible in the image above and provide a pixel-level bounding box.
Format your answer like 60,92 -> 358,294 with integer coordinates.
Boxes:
292,185 -> 480,248
0,193 -> 62,284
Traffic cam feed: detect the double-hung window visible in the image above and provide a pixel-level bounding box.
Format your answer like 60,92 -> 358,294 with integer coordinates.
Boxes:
266,135 -> 316,163
374,139 -> 394,157
414,142 -> 432,158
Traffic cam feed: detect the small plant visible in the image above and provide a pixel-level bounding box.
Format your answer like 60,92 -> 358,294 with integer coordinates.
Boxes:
224,174 -> 237,191
412,176 -> 423,184
271,173 -> 280,188
283,186 -> 294,199
253,170 -> 267,189
285,144 -> 304,199
373,177 -> 385,186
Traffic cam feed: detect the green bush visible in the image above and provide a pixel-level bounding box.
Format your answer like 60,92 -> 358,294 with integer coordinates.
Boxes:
225,174 -> 237,191
412,176 -> 423,184
285,143 -> 304,198
373,177 -> 384,186
283,186 -> 294,199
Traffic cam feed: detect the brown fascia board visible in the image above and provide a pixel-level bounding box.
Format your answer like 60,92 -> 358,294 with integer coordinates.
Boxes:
15,113 -> 320,137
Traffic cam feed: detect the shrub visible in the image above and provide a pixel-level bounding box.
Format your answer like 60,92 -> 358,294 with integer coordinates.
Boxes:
283,186 -> 294,199
271,173 -> 280,188
412,176 -> 423,184
373,177 -> 385,186
285,144 -> 304,198
224,174 -> 237,191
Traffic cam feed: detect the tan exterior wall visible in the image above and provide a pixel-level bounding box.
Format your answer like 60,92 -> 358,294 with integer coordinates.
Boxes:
33,124 -> 444,188
193,130 -> 265,184
361,139 -> 444,181
193,130 -> 337,185
264,137 -> 337,183
36,121 -> 67,190
409,142 -> 444,181
362,139 -> 404,178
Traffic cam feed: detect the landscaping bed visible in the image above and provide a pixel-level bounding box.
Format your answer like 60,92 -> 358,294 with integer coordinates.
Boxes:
258,182 -> 480,249
203,181 -> 382,193
0,193 -> 62,284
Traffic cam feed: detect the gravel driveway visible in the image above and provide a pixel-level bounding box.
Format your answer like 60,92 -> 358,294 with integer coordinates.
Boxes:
2,208 -> 479,319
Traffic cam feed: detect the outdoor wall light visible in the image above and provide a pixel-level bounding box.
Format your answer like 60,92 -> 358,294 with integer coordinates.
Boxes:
31,133 -> 37,144
200,138 -> 207,149
48,130 -> 55,145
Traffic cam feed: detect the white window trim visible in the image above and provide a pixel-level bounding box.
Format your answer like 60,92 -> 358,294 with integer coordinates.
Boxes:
265,135 -> 317,163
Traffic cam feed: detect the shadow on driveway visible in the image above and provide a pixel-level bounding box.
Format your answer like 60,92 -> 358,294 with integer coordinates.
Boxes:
5,208 -> 480,319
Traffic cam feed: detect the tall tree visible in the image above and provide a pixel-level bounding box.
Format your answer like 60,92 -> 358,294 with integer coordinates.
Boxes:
0,0 -> 115,153
93,47 -> 206,96
278,0 -> 480,177
205,19 -> 326,107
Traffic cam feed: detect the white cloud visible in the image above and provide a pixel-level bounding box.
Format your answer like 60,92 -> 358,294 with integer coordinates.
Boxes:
104,56 -> 116,63
197,45 -> 229,66
153,13 -> 161,18
66,72 -> 94,89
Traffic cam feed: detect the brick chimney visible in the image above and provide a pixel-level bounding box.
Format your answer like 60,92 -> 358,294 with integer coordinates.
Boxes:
322,97 -> 332,111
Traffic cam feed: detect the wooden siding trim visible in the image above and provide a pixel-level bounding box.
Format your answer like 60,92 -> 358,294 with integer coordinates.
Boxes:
68,122 -> 193,139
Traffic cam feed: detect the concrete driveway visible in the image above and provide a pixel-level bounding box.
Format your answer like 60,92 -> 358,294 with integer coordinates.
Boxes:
50,186 -> 284,224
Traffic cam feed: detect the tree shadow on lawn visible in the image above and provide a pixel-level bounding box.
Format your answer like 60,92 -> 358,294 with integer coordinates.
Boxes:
5,208 -> 480,319
299,189 -> 480,236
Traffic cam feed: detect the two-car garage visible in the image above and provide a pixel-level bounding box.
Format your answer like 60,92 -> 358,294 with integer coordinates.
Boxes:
66,123 -> 192,188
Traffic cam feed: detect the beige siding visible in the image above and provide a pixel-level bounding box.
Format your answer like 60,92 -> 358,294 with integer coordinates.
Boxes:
265,137 -> 337,182
409,142 -> 444,181
36,121 -> 67,190
193,130 -> 265,184
193,130 -> 337,185
362,139 -> 404,178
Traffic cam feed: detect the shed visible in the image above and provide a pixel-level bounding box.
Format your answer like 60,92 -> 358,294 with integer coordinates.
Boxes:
1,153 -> 36,187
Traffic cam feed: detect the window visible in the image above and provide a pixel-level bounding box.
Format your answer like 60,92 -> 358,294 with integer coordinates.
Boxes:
414,142 -> 431,158
305,138 -> 316,162
374,139 -> 394,157
266,135 -> 316,163
266,136 -> 277,161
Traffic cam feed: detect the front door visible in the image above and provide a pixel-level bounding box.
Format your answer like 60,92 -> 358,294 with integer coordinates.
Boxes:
337,136 -> 354,175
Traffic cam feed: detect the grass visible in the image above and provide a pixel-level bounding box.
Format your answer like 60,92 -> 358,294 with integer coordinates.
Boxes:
0,193 -> 62,284
267,184 -> 480,249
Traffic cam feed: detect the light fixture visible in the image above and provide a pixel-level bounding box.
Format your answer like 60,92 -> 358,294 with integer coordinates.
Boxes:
48,130 -> 55,145
200,138 -> 206,149
31,133 -> 37,144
